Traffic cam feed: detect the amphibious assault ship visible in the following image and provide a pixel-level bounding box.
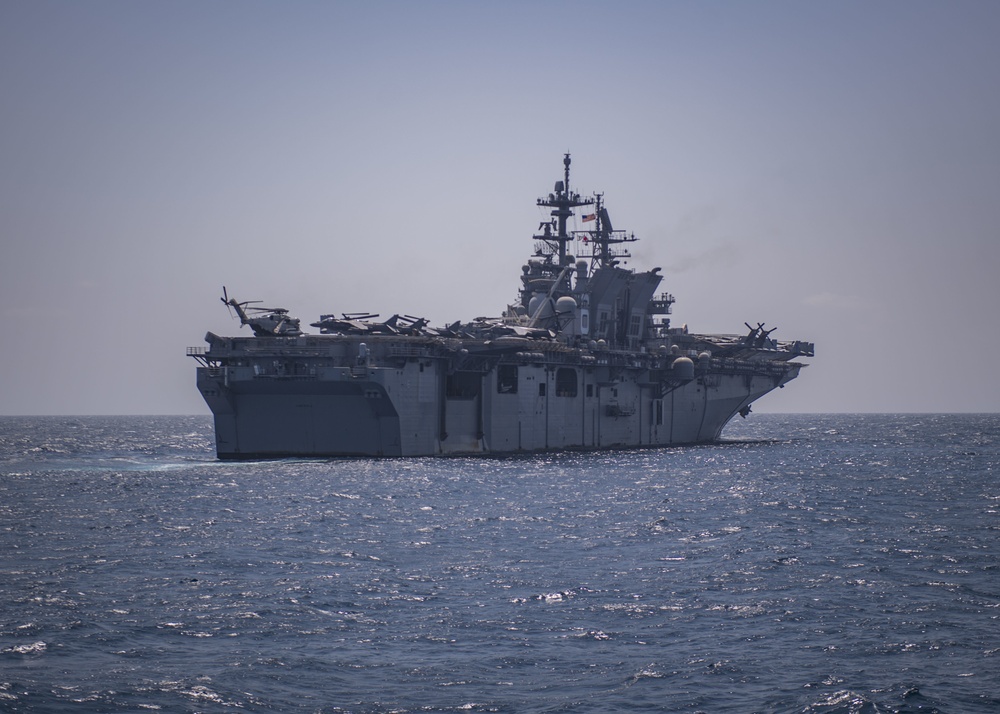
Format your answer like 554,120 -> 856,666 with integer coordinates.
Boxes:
189,155 -> 813,459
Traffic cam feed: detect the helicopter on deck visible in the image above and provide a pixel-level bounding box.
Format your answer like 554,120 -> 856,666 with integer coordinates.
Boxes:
221,287 -> 302,337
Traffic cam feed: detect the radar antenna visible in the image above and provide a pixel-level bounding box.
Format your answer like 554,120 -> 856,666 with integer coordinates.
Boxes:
534,153 -> 595,269
573,193 -> 637,271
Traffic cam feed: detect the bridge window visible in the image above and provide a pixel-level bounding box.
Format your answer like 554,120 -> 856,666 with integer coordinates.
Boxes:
629,314 -> 642,336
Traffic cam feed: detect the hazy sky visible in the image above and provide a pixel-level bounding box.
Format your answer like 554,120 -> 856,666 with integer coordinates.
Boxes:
2,0 -> 998,415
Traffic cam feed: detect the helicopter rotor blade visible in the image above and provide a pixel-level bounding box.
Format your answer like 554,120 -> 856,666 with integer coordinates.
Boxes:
221,286 -> 235,318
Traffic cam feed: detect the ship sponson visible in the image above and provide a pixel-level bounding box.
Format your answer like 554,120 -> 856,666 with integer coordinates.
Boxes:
190,155 -> 812,459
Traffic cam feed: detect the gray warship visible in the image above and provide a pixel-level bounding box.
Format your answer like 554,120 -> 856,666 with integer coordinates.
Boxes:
189,155 -> 813,459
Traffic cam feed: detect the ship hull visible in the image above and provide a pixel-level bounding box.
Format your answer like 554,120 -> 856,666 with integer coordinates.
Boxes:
195,335 -> 801,459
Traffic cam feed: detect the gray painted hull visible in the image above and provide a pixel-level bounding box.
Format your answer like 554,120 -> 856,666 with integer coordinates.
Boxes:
195,335 -> 801,459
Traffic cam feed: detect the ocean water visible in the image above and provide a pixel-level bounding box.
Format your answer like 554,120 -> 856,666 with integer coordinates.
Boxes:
0,414 -> 997,713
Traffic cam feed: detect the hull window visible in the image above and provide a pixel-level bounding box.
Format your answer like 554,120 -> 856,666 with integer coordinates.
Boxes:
556,368 -> 578,397
497,365 -> 518,394
446,371 -> 481,399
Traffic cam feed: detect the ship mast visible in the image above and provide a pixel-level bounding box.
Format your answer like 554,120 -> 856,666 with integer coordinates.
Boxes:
535,154 -> 594,268
579,192 -> 638,272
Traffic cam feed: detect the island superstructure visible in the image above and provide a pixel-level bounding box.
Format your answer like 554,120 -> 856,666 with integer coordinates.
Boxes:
189,155 -> 813,458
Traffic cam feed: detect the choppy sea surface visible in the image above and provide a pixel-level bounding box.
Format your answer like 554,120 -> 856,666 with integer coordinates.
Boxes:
1,414 -> 998,713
